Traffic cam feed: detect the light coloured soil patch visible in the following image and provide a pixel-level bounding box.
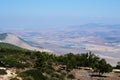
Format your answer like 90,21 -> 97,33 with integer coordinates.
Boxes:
71,69 -> 91,80
72,69 -> 91,80
70,69 -> 120,80
0,68 -> 17,80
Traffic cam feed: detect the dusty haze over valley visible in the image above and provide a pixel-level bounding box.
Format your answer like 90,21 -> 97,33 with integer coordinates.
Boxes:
1,24 -> 120,66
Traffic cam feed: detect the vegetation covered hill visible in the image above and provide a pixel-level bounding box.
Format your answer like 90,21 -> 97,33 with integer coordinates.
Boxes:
0,42 -> 24,50
0,42 -> 119,80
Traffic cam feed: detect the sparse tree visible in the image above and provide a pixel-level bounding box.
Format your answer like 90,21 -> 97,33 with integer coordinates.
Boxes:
94,59 -> 113,75
116,62 -> 120,69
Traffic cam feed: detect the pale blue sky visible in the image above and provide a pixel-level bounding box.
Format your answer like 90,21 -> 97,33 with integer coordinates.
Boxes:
0,0 -> 120,29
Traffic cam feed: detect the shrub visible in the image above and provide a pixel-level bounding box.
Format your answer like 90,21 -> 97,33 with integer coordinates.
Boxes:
23,76 -> 33,80
59,74 -> 65,80
0,69 -> 7,75
51,72 -> 60,78
67,74 -> 75,79
19,69 -> 46,80
10,78 -> 19,80
45,69 -> 54,74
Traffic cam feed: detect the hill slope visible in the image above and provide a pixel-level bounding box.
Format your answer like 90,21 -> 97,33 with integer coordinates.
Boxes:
0,33 -> 51,52
0,42 -> 24,50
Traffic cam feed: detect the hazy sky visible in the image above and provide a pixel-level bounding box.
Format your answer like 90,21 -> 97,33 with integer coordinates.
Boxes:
0,0 -> 120,29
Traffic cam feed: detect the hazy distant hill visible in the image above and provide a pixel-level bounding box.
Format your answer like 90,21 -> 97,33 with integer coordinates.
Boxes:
0,33 -> 51,52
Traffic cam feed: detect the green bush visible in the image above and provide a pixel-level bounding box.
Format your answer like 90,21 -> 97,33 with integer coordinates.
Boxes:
51,72 -> 60,78
45,69 -> 54,74
0,69 -> 7,75
19,69 -> 47,80
59,74 -> 66,80
67,74 -> 75,79
97,79 -> 104,80
23,76 -> 33,80
10,78 -> 19,80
